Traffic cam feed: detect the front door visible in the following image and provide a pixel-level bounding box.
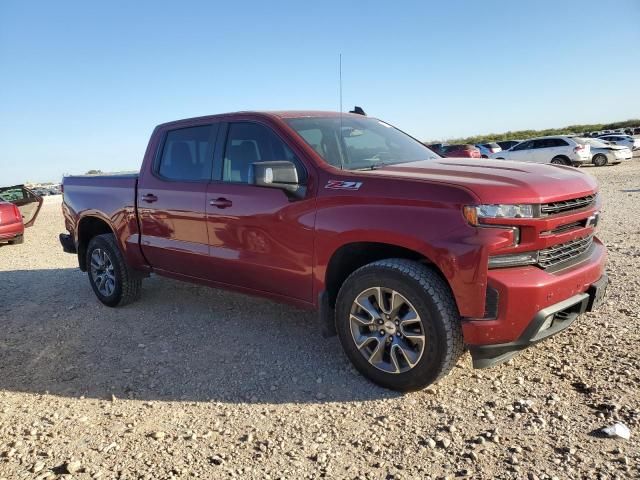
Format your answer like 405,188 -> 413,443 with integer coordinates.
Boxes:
205,121 -> 315,302
138,123 -> 219,278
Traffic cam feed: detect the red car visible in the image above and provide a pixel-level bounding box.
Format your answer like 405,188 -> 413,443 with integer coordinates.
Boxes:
60,111 -> 607,391
0,185 -> 42,245
427,143 -> 481,158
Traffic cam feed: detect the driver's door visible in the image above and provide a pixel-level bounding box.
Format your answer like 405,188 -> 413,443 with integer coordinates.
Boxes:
0,185 -> 43,227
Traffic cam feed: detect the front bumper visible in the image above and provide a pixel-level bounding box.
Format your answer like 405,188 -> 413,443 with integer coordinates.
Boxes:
463,237 -> 607,367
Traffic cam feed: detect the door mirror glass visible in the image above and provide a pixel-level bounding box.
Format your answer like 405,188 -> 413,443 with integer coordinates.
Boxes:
250,161 -> 306,198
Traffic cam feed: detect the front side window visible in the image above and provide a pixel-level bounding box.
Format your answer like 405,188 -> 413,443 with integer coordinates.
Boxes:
223,122 -> 301,183
285,116 -> 439,170
158,125 -> 217,181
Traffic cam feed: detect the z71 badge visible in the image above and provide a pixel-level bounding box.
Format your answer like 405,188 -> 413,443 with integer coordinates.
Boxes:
325,180 -> 363,190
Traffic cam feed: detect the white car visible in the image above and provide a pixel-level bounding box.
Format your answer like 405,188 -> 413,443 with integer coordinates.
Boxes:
490,136 -> 591,166
597,134 -> 640,151
582,138 -> 632,166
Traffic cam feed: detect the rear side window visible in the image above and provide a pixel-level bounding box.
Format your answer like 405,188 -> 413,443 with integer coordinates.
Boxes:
158,125 -> 218,181
223,122 -> 301,183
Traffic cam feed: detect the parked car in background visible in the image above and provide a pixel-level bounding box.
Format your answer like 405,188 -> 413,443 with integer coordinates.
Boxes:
633,127 -> 640,135
496,140 -> 523,151
0,185 -> 43,244
441,144 -> 481,158
475,143 -> 501,158
581,138 -> 632,166
597,134 -> 640,151
426,143 -> 446,155
491,136 -> 591,166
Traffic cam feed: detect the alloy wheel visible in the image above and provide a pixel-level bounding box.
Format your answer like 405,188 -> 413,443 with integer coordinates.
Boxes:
90,248 -> 116,297
349,287 -> 426,374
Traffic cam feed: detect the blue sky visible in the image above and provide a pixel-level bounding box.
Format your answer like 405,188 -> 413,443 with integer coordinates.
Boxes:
1,0 -> 639,184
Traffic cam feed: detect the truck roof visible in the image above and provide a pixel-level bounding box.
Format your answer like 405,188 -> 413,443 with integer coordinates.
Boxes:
156,111 -> 363,129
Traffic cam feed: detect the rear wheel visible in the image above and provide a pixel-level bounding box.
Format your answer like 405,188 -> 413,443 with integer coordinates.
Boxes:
592,154 -> 608,167
335,259 -> 463,391
551,156 -> 570,166
86,233 -> 141,307
8,235 -> 24,245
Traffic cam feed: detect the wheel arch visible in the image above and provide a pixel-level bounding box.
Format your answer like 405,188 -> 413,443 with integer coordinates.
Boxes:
323,241 -> 451,310
76,215 -> 116,271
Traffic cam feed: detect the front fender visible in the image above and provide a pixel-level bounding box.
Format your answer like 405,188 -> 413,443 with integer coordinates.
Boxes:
313,199 -> 492,318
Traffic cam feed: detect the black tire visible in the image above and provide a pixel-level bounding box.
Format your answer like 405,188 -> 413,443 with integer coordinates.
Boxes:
481,155 -> 488,159
592,154 -> 608,167
86,233 -> 141,307
551,156 -> 570,166
8,235 -> 24,245
335,259 -> 463,391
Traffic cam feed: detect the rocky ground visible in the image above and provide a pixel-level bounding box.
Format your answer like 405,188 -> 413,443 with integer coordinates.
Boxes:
0,162 -> 638,479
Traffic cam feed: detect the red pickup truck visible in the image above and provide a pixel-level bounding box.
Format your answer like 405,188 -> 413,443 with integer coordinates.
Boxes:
60,111 -> 607,391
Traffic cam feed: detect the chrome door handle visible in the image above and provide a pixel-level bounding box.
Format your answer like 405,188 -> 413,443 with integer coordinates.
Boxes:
142,193 -> 158,203
210,198 -> 233,209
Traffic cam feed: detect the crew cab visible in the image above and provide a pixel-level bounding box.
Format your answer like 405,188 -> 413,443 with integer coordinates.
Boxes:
0,185 -> 42,245
60,111 -> 607,391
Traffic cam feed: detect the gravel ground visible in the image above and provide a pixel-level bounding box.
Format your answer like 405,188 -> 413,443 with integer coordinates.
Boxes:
0,161 -> 639,479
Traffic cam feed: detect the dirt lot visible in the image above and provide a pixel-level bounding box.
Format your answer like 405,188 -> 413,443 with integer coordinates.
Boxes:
1,162 -> 639,480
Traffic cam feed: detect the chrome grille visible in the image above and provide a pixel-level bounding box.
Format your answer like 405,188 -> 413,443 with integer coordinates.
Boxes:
540,194 -> 596,216
538,234 -> 594,269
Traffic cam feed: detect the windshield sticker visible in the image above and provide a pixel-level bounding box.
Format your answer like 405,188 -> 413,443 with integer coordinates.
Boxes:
325,180 -> 363,190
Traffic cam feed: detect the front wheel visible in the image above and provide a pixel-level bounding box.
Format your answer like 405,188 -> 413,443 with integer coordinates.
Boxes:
86,233 -> 141,307
551,156 -> 570,166
335,259 -> 463,391
8,235 -> 24,245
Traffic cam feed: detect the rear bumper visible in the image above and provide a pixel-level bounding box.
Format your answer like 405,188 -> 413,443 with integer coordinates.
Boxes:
0,222 -> 24,240
59,233 -> 77,254
463,237 -> 607,366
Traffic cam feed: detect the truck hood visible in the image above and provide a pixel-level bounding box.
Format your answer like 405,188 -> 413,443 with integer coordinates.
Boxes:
365,158 -> 598,204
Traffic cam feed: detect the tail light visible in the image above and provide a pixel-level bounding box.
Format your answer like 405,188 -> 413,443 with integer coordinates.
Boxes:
574,145 -> 586,153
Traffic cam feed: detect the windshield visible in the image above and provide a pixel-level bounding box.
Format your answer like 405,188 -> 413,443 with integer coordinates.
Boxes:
285,116 -> 439,170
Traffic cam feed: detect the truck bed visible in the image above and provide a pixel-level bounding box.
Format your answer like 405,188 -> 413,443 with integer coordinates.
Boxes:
62,173 -> 142,269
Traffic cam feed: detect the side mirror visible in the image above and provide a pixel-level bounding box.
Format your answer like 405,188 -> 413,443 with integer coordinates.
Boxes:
250,161 -> 306,199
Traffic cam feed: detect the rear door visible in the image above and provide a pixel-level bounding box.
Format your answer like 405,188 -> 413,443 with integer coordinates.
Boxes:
0,185 -> 43,227
137,123 -> 219,278
528,139 -> 555,163
204,120 -> 315,302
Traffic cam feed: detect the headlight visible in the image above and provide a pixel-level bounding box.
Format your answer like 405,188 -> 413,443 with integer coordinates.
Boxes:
488,252 -> 538,268
463,204 -> 534,225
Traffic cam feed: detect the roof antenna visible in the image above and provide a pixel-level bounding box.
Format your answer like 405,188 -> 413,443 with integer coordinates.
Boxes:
338,53 -> 345,170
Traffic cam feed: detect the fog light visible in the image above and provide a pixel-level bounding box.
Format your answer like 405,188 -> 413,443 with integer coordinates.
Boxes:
488,252 -> 538,268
